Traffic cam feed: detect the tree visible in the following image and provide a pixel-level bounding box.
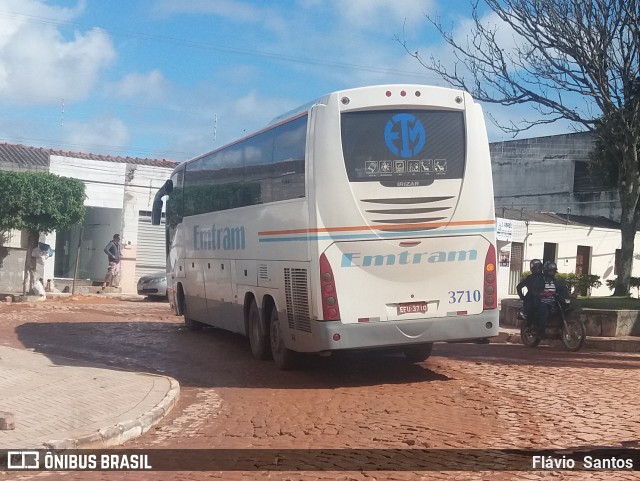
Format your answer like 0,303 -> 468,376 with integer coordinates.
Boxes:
589,77 -> 640,295
0,171 -> 86,295
400,0 -> 640,295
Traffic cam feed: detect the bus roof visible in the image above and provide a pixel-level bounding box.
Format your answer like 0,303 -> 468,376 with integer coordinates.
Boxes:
178,84 -> 469,170
268,94 -> 330,126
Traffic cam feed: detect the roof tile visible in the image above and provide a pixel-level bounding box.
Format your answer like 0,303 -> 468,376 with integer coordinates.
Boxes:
0,142 -> 178,169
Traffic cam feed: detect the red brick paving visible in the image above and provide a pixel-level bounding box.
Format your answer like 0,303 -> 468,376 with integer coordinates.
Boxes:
0,298 -> 638,480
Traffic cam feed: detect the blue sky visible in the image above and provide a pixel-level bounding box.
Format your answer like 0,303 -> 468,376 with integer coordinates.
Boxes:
0,0 -> 577,162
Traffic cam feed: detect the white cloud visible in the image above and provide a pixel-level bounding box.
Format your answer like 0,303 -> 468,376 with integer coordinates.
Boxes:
151,0 -> 287,35
151,0 -> 261,22
0,0 -> 86,48
323,0 -> 434,32
64,116 -> 130,149
106,70 -> 171,102
0,0 -> 115,105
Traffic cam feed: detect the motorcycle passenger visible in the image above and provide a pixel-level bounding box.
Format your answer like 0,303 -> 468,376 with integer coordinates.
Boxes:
537,261 -> 569,334
516,259 -> 544,325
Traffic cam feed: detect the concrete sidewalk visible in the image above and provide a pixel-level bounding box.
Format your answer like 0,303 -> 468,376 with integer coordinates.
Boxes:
0,346 -> 179,449
493,326 -> 640,352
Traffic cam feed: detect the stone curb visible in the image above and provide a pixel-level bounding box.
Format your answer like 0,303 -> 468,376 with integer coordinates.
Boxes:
40,377 -> 180,450
492,330 -> 640,352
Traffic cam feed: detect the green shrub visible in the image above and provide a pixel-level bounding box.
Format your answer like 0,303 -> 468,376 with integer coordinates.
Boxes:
606,277 -> 640,297
558,273 -> 602,293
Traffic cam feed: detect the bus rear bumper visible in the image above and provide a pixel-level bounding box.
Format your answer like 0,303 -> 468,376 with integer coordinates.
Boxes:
305,310 -> 499,352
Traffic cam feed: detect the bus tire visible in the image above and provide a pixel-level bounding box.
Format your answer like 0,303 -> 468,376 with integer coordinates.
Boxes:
183,296 -> 203,331
248,299 -> 271,360
269,308 -> 298,370
403,343 -> 433,363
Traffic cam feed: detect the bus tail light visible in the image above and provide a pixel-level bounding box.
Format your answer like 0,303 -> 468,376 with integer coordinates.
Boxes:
483,244 -> 497,310
320,253 -> 341,321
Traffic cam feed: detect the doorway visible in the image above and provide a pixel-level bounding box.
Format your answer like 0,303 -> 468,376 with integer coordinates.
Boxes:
576,245 -> 592,296
543,242 -> 558,265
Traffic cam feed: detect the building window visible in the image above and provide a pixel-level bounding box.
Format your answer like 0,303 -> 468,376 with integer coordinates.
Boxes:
573,161 -> 608,193
543,242 -> 558,265
0,229 -> 27,248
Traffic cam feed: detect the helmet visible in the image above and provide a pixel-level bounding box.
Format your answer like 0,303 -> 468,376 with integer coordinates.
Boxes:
529,259 -> 542,273
543,261 -> 557,275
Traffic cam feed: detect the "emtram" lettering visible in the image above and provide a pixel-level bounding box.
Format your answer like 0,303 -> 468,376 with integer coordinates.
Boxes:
341,250 -> 477,267
193,225 -> 245,250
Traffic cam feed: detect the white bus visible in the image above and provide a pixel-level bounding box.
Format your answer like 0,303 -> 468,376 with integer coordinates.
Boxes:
152,84 -> 498,369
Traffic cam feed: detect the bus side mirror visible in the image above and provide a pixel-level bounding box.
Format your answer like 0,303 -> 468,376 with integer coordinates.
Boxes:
151,200 -> 163,225
151,179 -> 173,225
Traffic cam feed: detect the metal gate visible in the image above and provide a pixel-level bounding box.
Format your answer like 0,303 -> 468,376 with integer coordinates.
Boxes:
135,212 -> 166,279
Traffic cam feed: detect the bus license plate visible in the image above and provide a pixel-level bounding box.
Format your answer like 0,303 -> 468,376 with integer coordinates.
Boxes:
397,302 -> 428,315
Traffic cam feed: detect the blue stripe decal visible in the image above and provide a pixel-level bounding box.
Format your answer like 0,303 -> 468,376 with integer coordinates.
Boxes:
259,227 -> 495,242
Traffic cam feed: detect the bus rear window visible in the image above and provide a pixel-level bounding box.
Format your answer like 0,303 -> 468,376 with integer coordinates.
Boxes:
341,110 -> 465,182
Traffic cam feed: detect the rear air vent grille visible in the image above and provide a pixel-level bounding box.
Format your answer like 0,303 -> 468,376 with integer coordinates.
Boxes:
371,217 -> 447,224
361,196 -> 454,204
360,196 -> 454,228
284,268 -> 311,332
365,207 -> 449,215
258,264 -> 269,281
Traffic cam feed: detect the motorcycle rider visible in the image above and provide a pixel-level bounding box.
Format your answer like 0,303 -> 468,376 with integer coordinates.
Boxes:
536,261 -> 569,335
516,259 -> 544,329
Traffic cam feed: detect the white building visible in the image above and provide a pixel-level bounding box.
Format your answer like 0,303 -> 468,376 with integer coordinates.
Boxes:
0,143 -> 177,294
496,209 -> 640,298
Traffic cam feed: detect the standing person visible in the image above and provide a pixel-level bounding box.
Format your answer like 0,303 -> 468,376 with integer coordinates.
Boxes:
102,234 -> 122,288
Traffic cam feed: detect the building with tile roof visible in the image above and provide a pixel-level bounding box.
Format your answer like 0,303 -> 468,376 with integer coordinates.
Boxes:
0,142 -> 178,295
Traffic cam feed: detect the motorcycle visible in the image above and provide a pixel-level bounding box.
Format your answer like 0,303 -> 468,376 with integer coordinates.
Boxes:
518,296 -> 586,351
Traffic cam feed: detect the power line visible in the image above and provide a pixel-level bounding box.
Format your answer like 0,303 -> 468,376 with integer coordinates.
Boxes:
0,10 -> 439,80
0,9 -> 441,159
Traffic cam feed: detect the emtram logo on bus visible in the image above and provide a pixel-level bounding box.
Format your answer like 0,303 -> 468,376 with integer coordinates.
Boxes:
341,249 -> 478,268
193,225 -> 245,250
384,114 -> 426,158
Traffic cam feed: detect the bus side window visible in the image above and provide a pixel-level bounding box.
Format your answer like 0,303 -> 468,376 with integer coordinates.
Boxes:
243,129 -> 273,205
271,116 -> 307,202
167,169 -> 184,225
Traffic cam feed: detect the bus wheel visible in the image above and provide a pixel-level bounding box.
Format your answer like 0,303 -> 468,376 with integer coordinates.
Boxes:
403,343 -> 433,363
183,297 -> 203,331
248,299 -> 271,360
269,308 -> 298,370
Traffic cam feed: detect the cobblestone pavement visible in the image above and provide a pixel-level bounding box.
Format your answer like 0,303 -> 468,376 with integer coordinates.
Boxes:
0,297 -> 639,481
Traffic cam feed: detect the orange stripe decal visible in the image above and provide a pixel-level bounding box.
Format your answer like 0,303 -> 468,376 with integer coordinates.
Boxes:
258,219 -> 496,236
